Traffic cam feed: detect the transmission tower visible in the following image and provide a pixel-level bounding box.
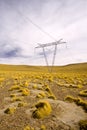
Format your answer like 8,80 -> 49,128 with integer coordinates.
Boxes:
35,39 -> 66,72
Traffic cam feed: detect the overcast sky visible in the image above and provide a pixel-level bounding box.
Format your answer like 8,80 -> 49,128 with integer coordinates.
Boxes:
0,0 -> 87,65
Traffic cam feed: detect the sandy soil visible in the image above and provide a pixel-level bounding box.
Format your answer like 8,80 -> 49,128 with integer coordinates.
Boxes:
0,79 -> 87,130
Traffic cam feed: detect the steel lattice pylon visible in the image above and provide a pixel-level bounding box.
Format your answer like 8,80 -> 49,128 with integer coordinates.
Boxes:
35,39 -> 66,72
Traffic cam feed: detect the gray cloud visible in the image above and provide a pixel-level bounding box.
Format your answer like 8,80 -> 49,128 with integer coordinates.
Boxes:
0,0 -> 87,65
0,42 -> 22,58
1,48 -> 20,58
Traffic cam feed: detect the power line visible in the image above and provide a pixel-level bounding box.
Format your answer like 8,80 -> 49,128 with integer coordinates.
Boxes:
3,4 -> 67,70
15,9 -> 58,42
5,3 -> 61,43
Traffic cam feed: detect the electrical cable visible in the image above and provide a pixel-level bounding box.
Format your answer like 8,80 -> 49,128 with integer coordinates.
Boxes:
15,9 -> 58,42
3,3 -> 67,72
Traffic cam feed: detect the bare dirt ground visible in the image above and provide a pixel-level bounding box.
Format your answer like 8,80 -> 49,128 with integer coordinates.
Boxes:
0,78 -> 87,130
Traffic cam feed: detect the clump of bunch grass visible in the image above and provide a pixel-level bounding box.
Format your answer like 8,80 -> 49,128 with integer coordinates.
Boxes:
65,83 -> 83,88
79,90 -> 87,97
45,86 -> 52,95
24,81 -> 29,87
65,95 -> 87,112
48,94 -> 56,100
36,92 -> 46,98
11,96 -> 23,102
33,84 -> 37,89
20,81 -> 29,87
45,85 -> 56,99
10,94 -> 16,98
0,78 -> 4,83
79,120 -> 87,130
64,95 -> 75,102
48,77 -> 53,82
24,125 -> 34,130
40,125 -> 46,130
19,88 -> 30,96
77,84 -> 83,88
75,98 -> 87,112
32,100 -> 52,119
18,102 -> 27,107
24,125 -> 30,130
9,85 -> 21,91
4,107 -> 16,114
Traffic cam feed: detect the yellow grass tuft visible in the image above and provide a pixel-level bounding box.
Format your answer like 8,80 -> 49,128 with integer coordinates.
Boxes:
10,94 -> 16,98
45,86 -> 52,95
77,84 -> 83,88
40,125 -> 46,130
18,102 -> 27,107
24,125 -> 30,130
24,125 -> 34,130
9,85 -> 21,91
19,88 -> 30,96
32,100 -> 52,119
33,84 -> 37,89
79,120 -> 87,130
64,95 -> 75,102
11,96 -> 23,102
65,95 -> 87,112
36,92 -> 46,98
0,78 -> 4,82
48,94 -> 56,100
79,90 -> 87,97
4,107 -> 16,114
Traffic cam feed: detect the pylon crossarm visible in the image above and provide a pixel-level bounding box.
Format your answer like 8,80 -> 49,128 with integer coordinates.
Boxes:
35,39 -> 66,73
35,39 -> 66,48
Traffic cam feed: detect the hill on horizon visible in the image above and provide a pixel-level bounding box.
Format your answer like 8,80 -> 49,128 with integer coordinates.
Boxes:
0,62 -> 87,73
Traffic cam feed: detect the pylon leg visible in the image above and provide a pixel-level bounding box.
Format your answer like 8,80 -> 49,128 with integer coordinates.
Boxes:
42,47 -> 50,72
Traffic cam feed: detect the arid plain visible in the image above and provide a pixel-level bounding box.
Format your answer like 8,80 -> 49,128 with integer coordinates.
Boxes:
0,63 -> 87,130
